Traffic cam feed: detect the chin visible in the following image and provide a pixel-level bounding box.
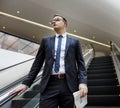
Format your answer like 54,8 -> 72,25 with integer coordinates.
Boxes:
54,27 -> 59,29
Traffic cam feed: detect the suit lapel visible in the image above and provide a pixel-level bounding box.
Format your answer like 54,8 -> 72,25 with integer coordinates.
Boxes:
65,35 -> 71,56
50,36 -> 55,57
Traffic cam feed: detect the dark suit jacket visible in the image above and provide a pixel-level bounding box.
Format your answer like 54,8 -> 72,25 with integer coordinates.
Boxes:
22,35 -> 87,93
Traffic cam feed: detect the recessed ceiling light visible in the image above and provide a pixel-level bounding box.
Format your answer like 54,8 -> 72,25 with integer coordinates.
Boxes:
92,36 -> 95,39
17,11 -> 20,14
33,35 -> 35,38
2,26 -> 6,29
49,21 -> 52,25
74,29 -> 76,33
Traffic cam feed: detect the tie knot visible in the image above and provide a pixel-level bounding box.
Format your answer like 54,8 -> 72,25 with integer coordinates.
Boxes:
58,35 -> 63,38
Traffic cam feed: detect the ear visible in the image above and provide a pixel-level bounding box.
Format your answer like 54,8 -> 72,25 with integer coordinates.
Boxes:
64,22 -> 67,27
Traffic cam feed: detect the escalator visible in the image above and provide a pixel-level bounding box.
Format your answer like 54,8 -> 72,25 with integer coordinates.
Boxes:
0,77 -> 41,108
10,84 -> 40,108
86,56 -> 120,107
0,57 -> 41,108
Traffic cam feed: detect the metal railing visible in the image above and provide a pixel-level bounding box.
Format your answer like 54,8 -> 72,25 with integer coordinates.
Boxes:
111,41 -> 120,84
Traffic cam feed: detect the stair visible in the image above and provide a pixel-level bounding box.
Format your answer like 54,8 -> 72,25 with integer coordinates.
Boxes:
86,56 -> 120,107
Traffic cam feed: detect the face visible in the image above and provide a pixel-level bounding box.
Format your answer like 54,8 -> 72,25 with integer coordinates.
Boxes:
51,16 -> 66,29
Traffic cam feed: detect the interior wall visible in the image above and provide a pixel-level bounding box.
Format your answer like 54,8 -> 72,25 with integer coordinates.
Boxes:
95,52 -> 107,57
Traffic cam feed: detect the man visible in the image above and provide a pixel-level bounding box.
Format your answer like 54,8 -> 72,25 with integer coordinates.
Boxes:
10,14 -> 88,108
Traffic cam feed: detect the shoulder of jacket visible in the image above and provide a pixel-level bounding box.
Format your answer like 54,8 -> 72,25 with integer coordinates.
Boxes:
67,35 -> 79,41
42,35 -> 55,40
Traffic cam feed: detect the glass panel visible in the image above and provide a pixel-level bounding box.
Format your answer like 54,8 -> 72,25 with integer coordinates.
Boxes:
2,34 -> 18,51
0,32 -> 39,56
0,33 -> 5,48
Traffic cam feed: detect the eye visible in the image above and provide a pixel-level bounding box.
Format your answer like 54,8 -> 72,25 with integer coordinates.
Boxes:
55,18 -> 61,21
52,18 -> 62,22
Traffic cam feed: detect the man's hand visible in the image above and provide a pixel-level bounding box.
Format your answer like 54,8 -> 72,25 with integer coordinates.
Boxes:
79,84 -> 88,98
9,84 -> 28,96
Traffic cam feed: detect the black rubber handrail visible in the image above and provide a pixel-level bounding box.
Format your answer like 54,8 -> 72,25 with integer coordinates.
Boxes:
0,57 -> 35,71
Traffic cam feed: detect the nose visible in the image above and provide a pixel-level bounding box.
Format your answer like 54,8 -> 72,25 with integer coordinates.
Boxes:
51,21 -> 56,25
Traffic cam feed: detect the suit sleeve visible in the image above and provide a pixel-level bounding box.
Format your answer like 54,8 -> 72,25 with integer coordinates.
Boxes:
76,40 -> 87,84
22,38 -> 45,87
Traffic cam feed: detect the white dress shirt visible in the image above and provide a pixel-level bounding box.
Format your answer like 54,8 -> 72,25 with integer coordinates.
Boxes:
52,33 -> 67,74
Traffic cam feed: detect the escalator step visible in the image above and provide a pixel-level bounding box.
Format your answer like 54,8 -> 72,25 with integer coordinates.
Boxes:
89,63 -> 113,66
88,86 -> 120,95
87,95 -> 120,106
11,98 -> 31,108
88,73 -> 117,79
88,79 -> 118,86
11,98 -> 39,108
87,69 -> 115,74
88,66 -> 114,70
91,60 -> 112,64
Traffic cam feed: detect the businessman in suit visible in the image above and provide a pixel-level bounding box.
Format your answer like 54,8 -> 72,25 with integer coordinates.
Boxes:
10,14 -> 88,108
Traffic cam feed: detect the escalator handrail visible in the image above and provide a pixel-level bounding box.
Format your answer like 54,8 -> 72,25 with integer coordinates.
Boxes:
111,42 -> 120,84
0,75 -> 27,94
83,49 -> 93,58
0,57 -> 35,72
112,42 -> 120,53
0,93 -> 17,106
0,74 -> 42,107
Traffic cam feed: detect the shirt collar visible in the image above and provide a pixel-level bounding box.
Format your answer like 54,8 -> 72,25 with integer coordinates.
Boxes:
55,32 -> 67,38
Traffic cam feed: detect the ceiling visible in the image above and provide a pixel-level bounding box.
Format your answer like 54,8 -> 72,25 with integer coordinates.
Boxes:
0,0 -> 120,55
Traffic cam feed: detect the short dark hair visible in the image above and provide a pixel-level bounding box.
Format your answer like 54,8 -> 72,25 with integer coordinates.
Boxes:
53,14 -> 67,26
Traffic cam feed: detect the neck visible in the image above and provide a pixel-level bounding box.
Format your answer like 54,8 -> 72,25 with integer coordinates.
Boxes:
54,28 -> 66,35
